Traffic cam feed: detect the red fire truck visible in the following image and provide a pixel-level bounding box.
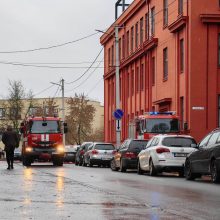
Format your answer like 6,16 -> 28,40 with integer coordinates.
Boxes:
20,116 -> 68,166
135,112 -> 181,140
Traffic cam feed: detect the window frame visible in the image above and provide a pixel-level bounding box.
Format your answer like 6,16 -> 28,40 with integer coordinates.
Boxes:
131,26 -> 134,53
218,34 -> 220,68
163,0 -> 168,27
178,0 -> 183,15
145,13 -> 149,40
180,38 -> 184,72
151,56 -> 155,86
151,7 -> 155,36
135,22 -> 139,48
163,47 -> 168,81
140,17 -> 144,44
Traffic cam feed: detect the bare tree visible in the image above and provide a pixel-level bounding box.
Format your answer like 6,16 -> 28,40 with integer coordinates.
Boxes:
66,94 -> 95,145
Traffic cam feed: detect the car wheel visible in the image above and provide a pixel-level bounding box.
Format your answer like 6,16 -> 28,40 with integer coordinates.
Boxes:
110,159 -> 119,171
137,160 -> 144,175
120,159 -> 126,172
149,159 -> 157,176
53,158 -> 63,166
211,160 -> 220,183
88,158 -> 93,167
185,160 -> 197,180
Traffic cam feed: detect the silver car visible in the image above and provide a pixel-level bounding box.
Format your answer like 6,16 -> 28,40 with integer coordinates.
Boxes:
137,135 -> 197,176
83,142 -> 115,167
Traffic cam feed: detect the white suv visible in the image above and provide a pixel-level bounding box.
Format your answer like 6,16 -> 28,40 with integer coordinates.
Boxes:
137,135 -> 197,176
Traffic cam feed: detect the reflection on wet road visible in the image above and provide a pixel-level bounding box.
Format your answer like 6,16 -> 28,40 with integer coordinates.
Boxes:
0,161 -> 219,219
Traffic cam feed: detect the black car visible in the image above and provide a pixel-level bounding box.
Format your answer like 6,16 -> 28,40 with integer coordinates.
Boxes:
185,128 -> 220,183
75,142 -> 93,166
64,145 -> 78,163
110,139 -> 148,172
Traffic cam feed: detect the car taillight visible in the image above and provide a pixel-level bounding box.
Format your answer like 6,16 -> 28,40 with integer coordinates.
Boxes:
80,150 -> 85,155
92,150 -> 98,155
112,150 -> 117,155
156,147 -> 170,154
124,152 -> 136,159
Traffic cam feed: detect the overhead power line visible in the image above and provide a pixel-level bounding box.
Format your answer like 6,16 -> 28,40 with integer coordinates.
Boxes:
33,84 -> 56,97
65,47 -> 103,85
0,60 -> 104,69
0,32 -> 99,54
66,58 -> 103,93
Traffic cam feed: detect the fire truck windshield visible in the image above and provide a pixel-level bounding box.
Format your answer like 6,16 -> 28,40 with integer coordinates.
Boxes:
145,118 -> 179,133
29,120 -> 61,134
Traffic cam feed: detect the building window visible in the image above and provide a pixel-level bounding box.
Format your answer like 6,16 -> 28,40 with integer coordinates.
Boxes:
131,26 -> 134,53
112,82 -> 115,106
127,72 -> 130,97
219,95 -> 220,127
151,56 -> 155,85
218,34 -> 220,67
108,48 -> 111,70
140,64 -> 144,91
10,108 -> 21,120
111,45 -> 114,68
136,67 -> 140,92
131,70 -> 134,95
126,31 -> 130,56
163,47 -> 168,80
122,35 -> 125,59
140,17 -> 144,44
178,0 -> 183,15
145,13 -> 149,40
163,0 -> 168,26
180,39 -> 184,72
180,97 -> 184,130
151,7 -> 155,36
135,22 -> 139,48
0,108 -> 6,119
119,38 -> 121,61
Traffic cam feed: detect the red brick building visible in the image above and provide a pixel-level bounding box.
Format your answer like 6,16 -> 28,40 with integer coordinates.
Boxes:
100,0 -> 220,142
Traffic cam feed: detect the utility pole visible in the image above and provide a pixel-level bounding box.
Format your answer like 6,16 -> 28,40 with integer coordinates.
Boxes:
61,78 -> 65,146
115,25 -> 121,148
51,79 -> 65,146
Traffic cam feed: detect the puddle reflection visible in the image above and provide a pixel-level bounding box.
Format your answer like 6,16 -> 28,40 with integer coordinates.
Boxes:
56,169 -> 65,208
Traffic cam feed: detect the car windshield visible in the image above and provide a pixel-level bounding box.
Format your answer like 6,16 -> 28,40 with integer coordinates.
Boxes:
129,140 -> 149,150
94,144 -> 115,150
30,120 -> 61,134
145,118 -> 179,133
162,137 -> 196,147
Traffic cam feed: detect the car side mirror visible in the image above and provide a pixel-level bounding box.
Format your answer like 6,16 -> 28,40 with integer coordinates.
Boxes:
63,122 -> 68,133
191,143 -> 198,149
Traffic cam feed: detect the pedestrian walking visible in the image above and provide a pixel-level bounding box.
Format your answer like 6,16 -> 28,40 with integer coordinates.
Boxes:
2,125 -> 19,170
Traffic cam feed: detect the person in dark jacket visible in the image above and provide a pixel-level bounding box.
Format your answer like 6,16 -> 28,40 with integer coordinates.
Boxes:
2,125 -> 19,170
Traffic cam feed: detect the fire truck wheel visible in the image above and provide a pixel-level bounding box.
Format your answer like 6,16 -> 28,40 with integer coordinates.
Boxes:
53,158 -> 63,166
22,157 -> 31,167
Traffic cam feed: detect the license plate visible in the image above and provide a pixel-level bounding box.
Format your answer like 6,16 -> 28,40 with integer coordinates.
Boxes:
173,153 -> 187,157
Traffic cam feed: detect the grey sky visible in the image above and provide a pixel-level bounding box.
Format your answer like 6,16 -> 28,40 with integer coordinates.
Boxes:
0,0 -> 125,104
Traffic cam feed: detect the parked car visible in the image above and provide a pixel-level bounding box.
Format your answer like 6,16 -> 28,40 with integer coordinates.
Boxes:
75,142 -> 93,166
185,128 -> 220,183
110,139 -> 149,172
14,148 -> 22,161
64,145 -> 78,163
83,142 -> 115,167
137,135 -> 197,176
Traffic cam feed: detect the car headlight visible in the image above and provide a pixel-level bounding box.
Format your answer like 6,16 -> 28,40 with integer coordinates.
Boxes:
26,147 -> 32,152
57,145 -> 64,153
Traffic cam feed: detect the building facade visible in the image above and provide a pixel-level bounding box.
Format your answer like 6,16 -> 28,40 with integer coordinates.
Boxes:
101,0 -> 220,143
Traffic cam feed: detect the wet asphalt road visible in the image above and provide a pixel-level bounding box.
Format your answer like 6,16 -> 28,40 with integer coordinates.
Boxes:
0,161 -> 220,220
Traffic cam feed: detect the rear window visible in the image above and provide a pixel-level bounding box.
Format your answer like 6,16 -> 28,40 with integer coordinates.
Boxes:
162,137 -> 196,147
94,144 -> 115,150
129,140 -> 149,150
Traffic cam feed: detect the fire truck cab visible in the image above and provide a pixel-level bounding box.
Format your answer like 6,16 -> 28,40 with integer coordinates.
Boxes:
20,116 -> 68,166
135,112 -> 180,140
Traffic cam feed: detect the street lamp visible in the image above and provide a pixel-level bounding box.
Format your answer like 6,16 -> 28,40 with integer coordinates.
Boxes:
96,27 -> 121,147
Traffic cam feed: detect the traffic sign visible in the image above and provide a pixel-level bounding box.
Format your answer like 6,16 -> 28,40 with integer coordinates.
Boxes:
113,109 -> 124,120
116,120 -> 121,132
